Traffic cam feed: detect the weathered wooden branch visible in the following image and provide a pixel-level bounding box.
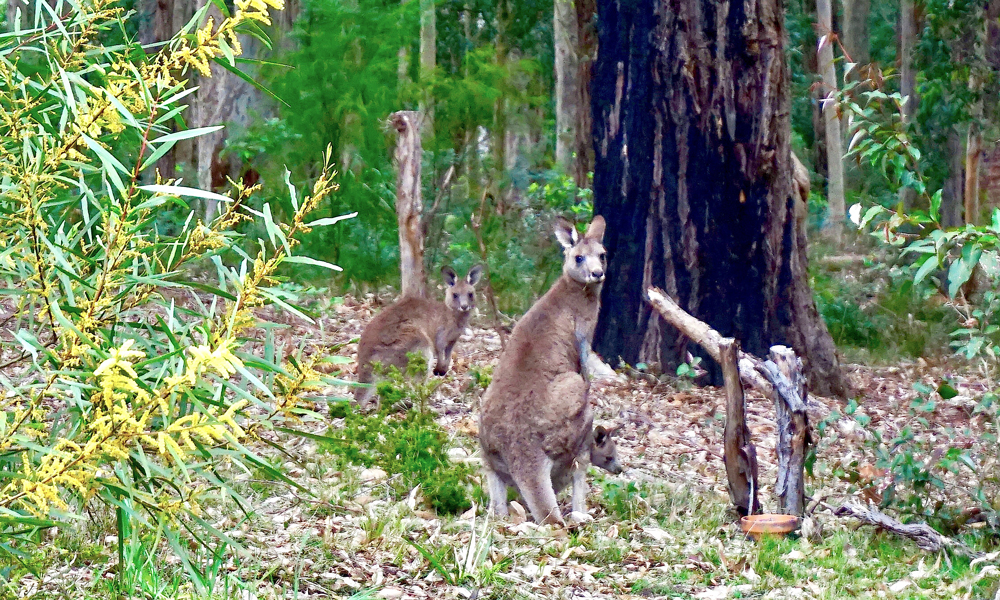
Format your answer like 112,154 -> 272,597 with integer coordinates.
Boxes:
390,110 -> 426,298
764,347 -> 809,515
645,287 -> 812,516
720,339 -> 760,517
645,287 -> 774,395
834,501 -> 981,557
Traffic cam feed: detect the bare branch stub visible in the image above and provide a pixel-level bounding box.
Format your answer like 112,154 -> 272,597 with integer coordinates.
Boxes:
721,338 -> 760,516
390,110 -> 426,298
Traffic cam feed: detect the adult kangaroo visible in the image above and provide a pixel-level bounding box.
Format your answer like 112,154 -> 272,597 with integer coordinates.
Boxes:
478,216 -> 612,526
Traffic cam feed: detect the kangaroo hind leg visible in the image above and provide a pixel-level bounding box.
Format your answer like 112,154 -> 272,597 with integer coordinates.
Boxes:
511,453 -> 563,526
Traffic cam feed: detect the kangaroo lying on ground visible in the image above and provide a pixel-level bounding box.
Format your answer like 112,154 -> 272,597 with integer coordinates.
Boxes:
354,265 -> 483,409
479,216 -> 617,525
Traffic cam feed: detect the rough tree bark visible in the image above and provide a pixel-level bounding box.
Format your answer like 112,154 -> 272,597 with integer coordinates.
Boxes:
817,0 -> 845,241
591,0 -> 847,397
391,111 -> 427,298
554,0 -> 580,174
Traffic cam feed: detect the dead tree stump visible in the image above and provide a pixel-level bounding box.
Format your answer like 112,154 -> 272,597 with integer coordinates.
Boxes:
720,338 -> 761,516
646,287 -> 811,517
390,110 -> 426,298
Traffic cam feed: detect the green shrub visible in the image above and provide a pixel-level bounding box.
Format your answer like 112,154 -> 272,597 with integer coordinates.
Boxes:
321,358 -> 474,515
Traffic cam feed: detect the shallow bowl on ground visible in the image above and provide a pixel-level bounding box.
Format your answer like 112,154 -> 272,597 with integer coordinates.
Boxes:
740,514 -> 799,540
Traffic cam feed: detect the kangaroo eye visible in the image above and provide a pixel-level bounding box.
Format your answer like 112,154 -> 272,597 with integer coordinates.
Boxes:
453,293 -> 459,299
575,255 -> 584,264
599,252 -> 607,261
468,293 -> 474,300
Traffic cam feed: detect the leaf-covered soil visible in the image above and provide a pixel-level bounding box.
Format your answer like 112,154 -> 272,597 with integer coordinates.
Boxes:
12,292 -> 1000,600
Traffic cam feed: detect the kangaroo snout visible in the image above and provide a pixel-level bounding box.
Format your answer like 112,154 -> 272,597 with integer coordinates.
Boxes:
591,270 -> 604,282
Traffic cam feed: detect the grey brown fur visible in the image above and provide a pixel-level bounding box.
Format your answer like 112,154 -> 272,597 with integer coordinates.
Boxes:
354,265 -> 483,409
479,216 -> 618,525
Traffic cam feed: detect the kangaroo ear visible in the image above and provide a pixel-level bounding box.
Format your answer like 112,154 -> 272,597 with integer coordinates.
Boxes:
466,264 -> 485,286
585,215 -> 606,242
554,218 -> 579,250
441,266 -> 458,286
593,425 -> 608,444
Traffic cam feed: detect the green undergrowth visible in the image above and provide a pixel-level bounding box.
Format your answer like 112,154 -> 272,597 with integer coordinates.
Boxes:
319,356 -> 476,515
811,241 -> 956,363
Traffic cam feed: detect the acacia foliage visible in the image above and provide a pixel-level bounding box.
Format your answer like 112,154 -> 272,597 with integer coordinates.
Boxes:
0,0 -> 349,582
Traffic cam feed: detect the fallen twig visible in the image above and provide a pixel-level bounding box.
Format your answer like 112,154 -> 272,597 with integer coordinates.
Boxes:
833,501 -> 981,557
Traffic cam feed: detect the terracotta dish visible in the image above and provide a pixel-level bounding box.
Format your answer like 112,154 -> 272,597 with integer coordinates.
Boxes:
740,514 -> 799,540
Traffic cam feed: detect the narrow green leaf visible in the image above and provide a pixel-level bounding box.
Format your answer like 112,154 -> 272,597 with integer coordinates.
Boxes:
79,134 -> 128,195
151,126 -> 224,145
305,212 -> 358,228
282,255 -> 343,272
211,57 -> 288,107
140,184 -> 231,204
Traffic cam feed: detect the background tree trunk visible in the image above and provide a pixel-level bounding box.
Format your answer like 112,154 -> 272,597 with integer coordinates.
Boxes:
842,0 -> 870,67
554,0 -> 580,174
966,122 -> 982,225
591,0 -> 847,398
574,0 -> 597,187
942,128 -> 964,228
818,0 -> 845,241
898,0 -> 917,209
420,0 -> 435,138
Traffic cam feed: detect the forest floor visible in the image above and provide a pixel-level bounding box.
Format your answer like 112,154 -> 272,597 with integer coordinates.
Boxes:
13,292 -> 1000,600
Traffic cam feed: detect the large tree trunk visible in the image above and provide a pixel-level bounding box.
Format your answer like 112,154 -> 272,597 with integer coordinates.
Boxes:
591,0 -> 847,398
817,0 -> 845,242
555,0 -> 581,176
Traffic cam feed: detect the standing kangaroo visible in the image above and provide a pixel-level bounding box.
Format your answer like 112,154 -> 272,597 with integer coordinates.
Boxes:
479,216 -> 617,525
354,265 -> 483,409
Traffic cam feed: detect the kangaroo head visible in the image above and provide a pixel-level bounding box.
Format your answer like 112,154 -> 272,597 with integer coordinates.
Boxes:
590,424 -> 623,474
441,264 -> 484,313
555,216 -> 607,285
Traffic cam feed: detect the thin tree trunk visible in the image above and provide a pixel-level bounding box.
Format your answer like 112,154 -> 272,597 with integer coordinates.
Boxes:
818,0 -> 845,242
942,127 -> 964,228
391,111 -> 427,298
966,123 -> 982,225
899,0 -> 917,121
591,0 -> 847,398
554,0 -> 580,174
574,0 -> 597,187
419,0 -> 435,138
898,0 -> 917,209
